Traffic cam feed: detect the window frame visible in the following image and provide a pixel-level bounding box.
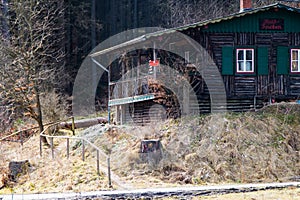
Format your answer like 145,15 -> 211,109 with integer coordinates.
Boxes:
236,48 -> 255,74
290,48 -> 300,73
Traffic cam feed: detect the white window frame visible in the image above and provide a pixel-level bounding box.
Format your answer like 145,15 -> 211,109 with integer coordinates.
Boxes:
291,49 -> 300,73
236,48 -> 254,73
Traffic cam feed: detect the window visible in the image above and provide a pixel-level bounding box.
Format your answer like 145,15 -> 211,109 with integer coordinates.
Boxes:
236,49 -> 254,73
291,49 -> 300,72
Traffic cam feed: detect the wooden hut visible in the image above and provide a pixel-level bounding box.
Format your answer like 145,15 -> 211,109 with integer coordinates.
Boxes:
93,1 -> 300,125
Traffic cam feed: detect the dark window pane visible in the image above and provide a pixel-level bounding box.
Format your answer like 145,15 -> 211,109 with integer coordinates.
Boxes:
238,50 -> 244,60
246,50 -> 252,60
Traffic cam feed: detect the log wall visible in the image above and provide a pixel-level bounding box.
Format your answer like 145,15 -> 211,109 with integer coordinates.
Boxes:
191,30 -> 300,100
111,29 -> 300,124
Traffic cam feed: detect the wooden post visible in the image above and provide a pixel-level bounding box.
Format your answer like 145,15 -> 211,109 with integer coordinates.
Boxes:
82,139 -> 85,161
71,116 -> 75,135
20,131 -> 23,146
121,58 -> 125,98
51,137 -> 54,159
115,105 -> 120,125
120,104 -> 126,125
97,150 -> 100,176
153,42 -> 157,79
183,82 -> 190,115
108,68 -> 111,124
39,135 -> 42,157
107,156 -> 112,188
67,138 -> 70,159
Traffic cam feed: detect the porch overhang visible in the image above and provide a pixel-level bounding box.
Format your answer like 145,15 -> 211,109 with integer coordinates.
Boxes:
108,94 -> 155,106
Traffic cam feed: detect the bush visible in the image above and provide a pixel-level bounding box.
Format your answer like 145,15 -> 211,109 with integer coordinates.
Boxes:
40,90 -> 69,123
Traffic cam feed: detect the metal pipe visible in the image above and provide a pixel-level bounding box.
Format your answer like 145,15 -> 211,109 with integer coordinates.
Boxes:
39,136 -> 42,157
71,116 -> 75,135
67,138 -> 70,159
82,139 -> 85,161
254,94 -> 257,110
51,138 -> 54,159
91,58 -> 110,124
108,66 -> 111,124
107,156 -> 112,188
97,150 -> 100,176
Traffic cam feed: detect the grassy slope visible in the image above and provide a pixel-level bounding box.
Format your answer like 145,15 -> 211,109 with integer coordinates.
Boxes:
1,103 -> 300,194
0,135 -> 109,194
98,103 -> 300,187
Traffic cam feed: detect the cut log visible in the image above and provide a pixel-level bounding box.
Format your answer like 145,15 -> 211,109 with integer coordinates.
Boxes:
58,117 -> 108,129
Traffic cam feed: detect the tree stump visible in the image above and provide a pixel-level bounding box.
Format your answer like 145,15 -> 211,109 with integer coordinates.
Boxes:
8,160 -> 31,182
140,140 -> 162,165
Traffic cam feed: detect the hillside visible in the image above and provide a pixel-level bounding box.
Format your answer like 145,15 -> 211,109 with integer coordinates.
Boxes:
1,103 -> 300,195
90,103 -> 300,186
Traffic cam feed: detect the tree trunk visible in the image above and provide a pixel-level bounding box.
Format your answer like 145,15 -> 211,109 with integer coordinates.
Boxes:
34,86 -> 49,146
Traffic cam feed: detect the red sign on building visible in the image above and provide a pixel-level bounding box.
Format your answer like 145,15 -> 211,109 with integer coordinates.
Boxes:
259,19 -> 284,30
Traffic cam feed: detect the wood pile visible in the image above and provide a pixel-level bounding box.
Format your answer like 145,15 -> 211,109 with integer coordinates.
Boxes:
148,80 -> 181,120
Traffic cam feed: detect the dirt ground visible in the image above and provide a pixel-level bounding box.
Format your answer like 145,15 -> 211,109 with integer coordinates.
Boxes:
183,187 -> 300,200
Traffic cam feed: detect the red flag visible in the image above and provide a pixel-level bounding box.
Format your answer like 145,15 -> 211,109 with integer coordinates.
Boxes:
149,60 -> 160,66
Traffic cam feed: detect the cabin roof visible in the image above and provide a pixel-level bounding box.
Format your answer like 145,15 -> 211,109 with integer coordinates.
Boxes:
91,3 -> 300,57
146,3 -> 300,37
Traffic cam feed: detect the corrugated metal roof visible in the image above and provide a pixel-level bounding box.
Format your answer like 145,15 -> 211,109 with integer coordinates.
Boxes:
109,94 -> 155,106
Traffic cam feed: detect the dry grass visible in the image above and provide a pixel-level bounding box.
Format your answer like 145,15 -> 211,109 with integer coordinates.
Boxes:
0,135 -> 109,194
1,103 -> 299,194
91,103 -> 300,187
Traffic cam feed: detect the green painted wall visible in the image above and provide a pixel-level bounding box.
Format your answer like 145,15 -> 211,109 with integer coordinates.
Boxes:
203,8 -> 300,33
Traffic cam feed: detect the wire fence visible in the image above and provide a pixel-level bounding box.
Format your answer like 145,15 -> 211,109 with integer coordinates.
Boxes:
0,117 -> 112,188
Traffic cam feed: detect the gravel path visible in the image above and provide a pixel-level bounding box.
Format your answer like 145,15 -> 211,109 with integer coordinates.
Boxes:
1,181 -> 299,200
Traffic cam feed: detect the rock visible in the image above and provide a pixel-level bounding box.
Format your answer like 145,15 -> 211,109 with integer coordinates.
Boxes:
8,160 -> 31,182
65,184 -> 73,191
183,175 -> 192,184
139,140 -> 163,165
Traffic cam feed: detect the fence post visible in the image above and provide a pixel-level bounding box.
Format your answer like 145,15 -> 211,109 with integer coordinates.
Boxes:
39,135 -> 42,157
71,116 -> 75,135
97,150 -> 100,176
107,155 -> 112,188
82,139 -> 85,161
51,137 -> 54,159
67,138 -> 70,159
20,131 -> 23,146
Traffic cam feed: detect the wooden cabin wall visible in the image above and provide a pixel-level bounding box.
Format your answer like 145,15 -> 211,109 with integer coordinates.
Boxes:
190,30 -> 300,102
113,30 -> 300,122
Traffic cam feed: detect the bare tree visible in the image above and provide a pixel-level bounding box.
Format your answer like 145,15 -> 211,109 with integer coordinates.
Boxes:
159,0 -> 238,28
0,0 -> 65,144
160,0 -> 300,28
